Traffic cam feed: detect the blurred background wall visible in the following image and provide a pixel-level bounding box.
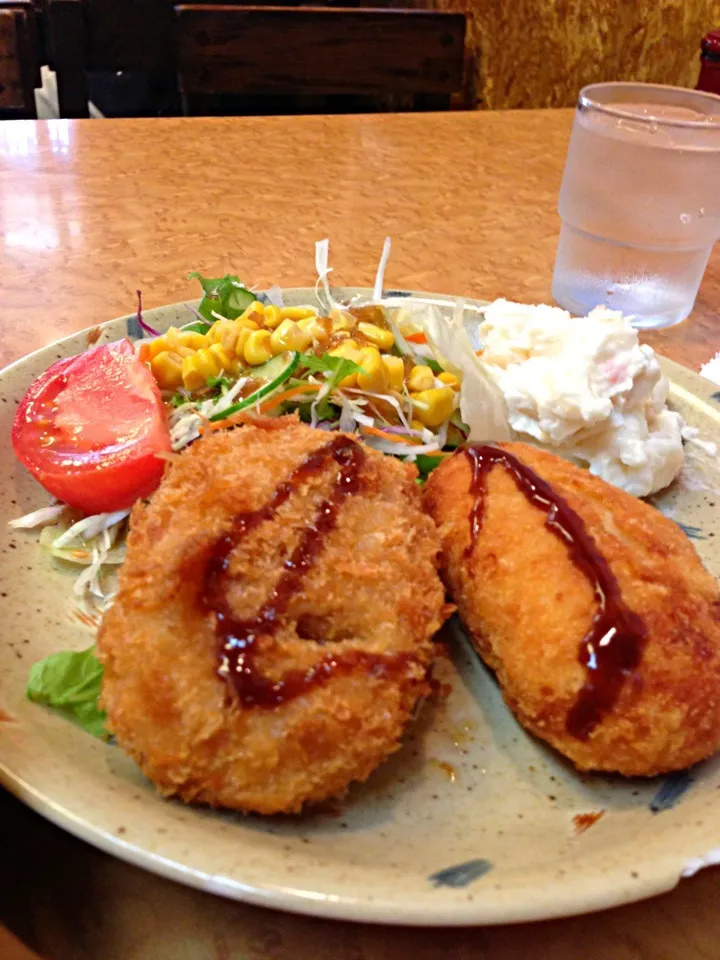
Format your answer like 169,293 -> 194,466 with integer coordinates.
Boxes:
432,0 -> 720,108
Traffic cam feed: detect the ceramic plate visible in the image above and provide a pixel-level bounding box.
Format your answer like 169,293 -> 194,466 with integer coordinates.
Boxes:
1,289 -> 720,926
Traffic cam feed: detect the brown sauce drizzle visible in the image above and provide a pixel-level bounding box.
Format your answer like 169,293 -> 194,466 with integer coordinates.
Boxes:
204,435 -> 415,707
462,445 -> 648,740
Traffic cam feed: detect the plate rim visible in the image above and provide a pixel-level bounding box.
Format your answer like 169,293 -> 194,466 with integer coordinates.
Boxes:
1,288 -> 719,927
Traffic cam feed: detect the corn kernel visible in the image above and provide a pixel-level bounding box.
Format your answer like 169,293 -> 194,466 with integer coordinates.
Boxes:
263,305 -> 283,329
238,302 -> 265,325
298,315 -> 331,344
163,326 -> 183,348
381,354 -> 404,392
207,342 -> 233,372
437,371 -> 460,391
180,354 -> 207,392
151,351 -> 184,390
174,345 -> 196,359
329,339 -> 360,355
358,321 -> 394,351
244,329 -> 273,365
207,319 -> 236,349
235,317 -> 259,331
357,347 -> 390,393
146,336 -> 172,361
279,306 -> 316,321
410,419 -> 426,433
411,387 -> 455,428
328,340 -> 364,387
233,326 -> 252,361
194,349 -> 219,381
178,330 -> 208,351
407,365 -> 435,393
330,309 -> 356,333
270,319 -> 313,355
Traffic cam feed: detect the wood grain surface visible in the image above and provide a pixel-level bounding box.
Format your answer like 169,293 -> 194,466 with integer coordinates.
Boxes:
0,111 -> 717,371
1,109 -> 719,960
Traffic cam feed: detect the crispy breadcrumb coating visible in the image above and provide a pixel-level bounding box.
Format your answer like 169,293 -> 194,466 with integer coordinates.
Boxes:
424,442 -> 720,776
98,418 -> 448,813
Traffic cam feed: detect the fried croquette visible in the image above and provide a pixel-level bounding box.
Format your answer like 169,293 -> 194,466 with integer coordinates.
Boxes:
424,441 -> 720,776
97,418 -> 449,814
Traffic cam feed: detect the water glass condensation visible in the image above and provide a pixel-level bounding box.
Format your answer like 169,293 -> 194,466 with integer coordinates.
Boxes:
552,83 -> 720,329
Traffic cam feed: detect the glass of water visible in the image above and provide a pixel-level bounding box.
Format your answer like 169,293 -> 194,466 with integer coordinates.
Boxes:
552,82 -> 720,329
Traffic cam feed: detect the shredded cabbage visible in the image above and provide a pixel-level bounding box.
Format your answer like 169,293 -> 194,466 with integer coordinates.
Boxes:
265,285 -> 285,307
373,237 -> 391,301
33,510 -> 130,611
314,238 -> 344,313
170,376 -> 250,450
418,301 -> 511,443
8,504 -> 67,529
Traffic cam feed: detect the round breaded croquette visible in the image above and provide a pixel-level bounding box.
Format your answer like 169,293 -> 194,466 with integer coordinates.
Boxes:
424,441 -> 720,777
97,418 -> 449,814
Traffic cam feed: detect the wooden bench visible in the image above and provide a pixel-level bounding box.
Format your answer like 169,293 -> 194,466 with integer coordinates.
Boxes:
175,4 -> 467,112
46,0 -> 466,116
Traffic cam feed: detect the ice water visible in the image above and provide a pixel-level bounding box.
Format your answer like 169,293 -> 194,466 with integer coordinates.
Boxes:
552,92 -> 720,329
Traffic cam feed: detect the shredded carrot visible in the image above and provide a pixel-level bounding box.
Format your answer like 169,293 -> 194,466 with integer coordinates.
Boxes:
360,425 -> 421,445
259,383 -> 322,414
405,332 -> 427,344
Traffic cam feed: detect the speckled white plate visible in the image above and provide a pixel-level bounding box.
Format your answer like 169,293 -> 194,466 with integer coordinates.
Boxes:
1,289 -> 720,927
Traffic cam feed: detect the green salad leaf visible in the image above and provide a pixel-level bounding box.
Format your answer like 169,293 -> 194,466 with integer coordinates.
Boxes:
207,373 -> 234,391
302,354 -> 364,392
424,357 -> 443,375
27,647 -> 107,739
188,272 -> 255,322
181,320 -> 212,335
413,454 -> 444,485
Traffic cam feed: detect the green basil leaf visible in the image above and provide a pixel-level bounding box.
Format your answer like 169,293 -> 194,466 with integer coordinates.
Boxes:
27,647 -> 108,739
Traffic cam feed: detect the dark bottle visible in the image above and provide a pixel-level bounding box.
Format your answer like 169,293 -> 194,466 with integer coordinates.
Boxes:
697,30 -> 720,96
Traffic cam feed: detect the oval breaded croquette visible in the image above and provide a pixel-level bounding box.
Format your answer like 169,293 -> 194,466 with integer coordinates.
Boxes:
424,441 -> 720,777
97,418 -> 449,814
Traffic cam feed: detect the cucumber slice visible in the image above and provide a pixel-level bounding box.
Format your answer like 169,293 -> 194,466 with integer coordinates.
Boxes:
226,284 -> 255,316
250,352 -> 299,384
209,352 -> 300,421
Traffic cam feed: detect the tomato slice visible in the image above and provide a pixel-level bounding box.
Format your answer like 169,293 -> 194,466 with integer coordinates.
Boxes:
12,339 -> 171,515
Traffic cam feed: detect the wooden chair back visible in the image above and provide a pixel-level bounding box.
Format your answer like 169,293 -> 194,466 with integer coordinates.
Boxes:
175,4 -> 466,110
46,0 -> 244,116
46,0 -> 428,117
0,0 -> 39,117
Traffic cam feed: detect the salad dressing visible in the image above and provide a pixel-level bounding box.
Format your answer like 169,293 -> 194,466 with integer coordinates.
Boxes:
204,434 -> 417,705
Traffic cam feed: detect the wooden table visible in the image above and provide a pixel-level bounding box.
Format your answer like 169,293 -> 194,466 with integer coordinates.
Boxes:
1,109 -> 719,960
